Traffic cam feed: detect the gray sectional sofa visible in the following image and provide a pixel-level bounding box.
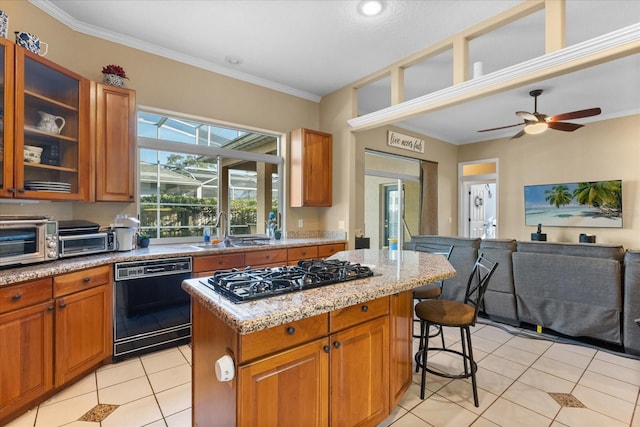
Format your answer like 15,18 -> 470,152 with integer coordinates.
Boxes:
405,235 -> 639,355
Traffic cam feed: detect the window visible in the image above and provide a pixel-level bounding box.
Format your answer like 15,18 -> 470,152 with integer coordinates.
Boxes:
137,108 -> 282,242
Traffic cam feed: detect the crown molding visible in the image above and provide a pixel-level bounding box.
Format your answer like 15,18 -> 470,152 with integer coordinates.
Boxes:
348,23 -> 640,131
29,0 -> 322,103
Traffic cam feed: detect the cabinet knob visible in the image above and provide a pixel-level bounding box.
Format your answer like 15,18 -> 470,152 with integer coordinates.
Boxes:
129,195 -> 134,200
333,341 -> 340,349
18,188 -> 26,193
286,326 -> 295,335
83,277 -> 91,283
12,293 -> 22,301
47,305 -> 55,311
361,305 -> 369,312
8,188 -> 15,193
59,301 -> 67,309
217,259 -> 223,264
323,345 -> 330,353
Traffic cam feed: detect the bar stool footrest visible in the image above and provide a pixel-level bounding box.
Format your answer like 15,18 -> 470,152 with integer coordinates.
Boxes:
414,347 -> 477,380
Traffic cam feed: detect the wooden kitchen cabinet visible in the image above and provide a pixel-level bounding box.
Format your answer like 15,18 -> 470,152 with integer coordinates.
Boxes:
389,291 -> 413,408
0,278 -> 53,424
245,248 -> 287,267
290,128 -> 332,207
12,48 -> 89,200
287,245 -> 319,264
94,83 -> 136,201
0,38 -> 15,198
53,265 -> 112,385
330,316 -> 389,427
238,338 -> 329,427
318,243 -> 346,258
192,252 -> 245,277
192,293 -> 393,427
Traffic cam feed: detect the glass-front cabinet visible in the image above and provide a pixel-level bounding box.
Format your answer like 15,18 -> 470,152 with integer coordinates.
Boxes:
0,38 -> 14,198
12,48 -> 89,200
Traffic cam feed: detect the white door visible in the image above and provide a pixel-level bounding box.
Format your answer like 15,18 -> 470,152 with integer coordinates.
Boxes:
465,182 -> 496,238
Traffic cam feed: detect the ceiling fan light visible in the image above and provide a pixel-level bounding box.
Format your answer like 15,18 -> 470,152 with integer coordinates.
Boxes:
524,122 -> 548,135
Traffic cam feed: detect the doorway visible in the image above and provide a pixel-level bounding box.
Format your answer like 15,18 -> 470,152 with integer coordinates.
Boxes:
459,159 -> 498,238
364,151 -> 421,249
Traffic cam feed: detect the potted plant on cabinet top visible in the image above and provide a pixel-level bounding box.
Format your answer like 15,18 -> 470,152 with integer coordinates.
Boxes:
101,64 -> 128,87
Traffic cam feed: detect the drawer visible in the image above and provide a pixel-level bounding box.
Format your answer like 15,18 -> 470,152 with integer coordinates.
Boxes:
287,246 -> 319,262
245,249 -> 287,267
330,296 -> 389,332
193,252 -> 245,273
54,265 -> 111,298
0,277 -> 53,314
318,243 -> 345,258
239,313 -> 329,362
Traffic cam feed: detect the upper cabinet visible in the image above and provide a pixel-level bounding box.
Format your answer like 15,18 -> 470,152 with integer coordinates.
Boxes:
290,128 -> 332,207
12,48 -> 89,200
0,39 -> 14,198
93,83 -> 136,202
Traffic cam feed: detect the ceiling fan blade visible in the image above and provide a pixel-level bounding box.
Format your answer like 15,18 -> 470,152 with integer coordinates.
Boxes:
548,121 -> 584,132
516,111 -> 537,121
510,129 -> 526,139
477,123 -> 523,133
549,108 -> 601,122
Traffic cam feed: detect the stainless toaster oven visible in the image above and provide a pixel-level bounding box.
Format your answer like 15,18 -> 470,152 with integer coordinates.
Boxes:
0,215 -> 58,267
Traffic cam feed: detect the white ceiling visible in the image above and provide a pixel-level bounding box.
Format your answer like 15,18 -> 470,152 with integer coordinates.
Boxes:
34,0 -> 640,144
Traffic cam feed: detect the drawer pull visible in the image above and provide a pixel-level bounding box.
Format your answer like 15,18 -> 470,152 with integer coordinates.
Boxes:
12,293 -> 22,301
323,345 -> 330,353
333,341 -> 341,349
361,305 -> 369,312
83,277 -> 91,283
286,326 -> 296,335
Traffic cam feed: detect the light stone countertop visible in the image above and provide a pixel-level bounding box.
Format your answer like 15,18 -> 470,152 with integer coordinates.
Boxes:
0,237 -> 345,287
181,248 -> 456,334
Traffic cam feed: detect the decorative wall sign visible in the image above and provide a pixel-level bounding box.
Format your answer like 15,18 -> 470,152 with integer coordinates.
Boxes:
387,131 -> 424,154
524,179 -> 622,228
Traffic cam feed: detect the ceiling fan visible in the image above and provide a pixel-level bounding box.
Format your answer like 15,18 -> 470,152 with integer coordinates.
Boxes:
478,89 -> 601,139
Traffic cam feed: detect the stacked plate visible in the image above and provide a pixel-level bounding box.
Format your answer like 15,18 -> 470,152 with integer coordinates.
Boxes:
24,180 -> 72,193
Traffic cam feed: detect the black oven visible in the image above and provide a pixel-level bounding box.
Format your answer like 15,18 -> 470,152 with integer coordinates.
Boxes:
113,257 -> 192,361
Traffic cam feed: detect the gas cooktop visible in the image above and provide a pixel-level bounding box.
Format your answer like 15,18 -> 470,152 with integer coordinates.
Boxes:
202,259 -> 374,303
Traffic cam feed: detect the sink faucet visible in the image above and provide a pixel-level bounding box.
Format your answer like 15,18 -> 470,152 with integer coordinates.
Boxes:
214,211 -> 230,245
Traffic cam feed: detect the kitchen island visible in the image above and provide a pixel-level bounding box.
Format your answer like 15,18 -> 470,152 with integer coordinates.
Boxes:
181,249 -> 456,427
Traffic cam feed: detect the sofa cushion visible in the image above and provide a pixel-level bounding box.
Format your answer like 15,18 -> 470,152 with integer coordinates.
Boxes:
516,241 -> 624,262
513,252 -> 622,344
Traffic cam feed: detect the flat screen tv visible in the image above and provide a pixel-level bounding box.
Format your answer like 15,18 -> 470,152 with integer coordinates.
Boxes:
524,180 -> 622,228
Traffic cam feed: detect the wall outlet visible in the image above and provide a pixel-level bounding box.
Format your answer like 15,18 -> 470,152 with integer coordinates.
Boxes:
338,220 -> 345,229
297,219 -> 303,228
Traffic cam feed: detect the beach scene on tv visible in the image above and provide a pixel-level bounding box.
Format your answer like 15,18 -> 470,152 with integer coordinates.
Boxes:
524,180 -> 622,228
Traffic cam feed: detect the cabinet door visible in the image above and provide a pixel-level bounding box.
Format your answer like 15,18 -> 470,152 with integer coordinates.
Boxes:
0,301 -> 53,422
14,49 -> 89,200
238,338 -> 329,427
389,291 -> 413,407
95,83 -> 136,201
290,128 -> 332,207
330,316 -> 389,427
54,284 -> 112,386
0,38 -> 14,198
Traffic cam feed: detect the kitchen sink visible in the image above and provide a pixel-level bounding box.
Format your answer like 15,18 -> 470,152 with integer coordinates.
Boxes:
190,236 -> 272,250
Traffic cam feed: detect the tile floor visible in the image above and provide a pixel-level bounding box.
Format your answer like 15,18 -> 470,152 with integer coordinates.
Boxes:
5,320 -> 640,427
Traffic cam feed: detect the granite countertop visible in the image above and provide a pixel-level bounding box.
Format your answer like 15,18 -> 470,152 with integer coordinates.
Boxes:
0,237 -> 346,287
182,248 -> 456,335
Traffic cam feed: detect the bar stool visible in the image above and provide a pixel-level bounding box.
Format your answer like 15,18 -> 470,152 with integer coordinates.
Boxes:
414,254 -> 498,406
412,243 -> 454,359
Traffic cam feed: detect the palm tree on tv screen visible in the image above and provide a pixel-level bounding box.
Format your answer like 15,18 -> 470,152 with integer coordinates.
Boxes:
573,181 -> 622,217
544,185 -> 572,208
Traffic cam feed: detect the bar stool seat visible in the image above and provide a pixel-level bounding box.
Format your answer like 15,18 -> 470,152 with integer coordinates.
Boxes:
414,254 -> 498,407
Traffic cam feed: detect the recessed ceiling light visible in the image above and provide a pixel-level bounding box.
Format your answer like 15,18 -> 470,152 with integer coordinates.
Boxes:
225,55 -> 242,65
358,0 -> 384,17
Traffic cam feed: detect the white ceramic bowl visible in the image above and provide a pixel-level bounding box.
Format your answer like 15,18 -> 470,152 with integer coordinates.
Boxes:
24,145 -> 43,164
